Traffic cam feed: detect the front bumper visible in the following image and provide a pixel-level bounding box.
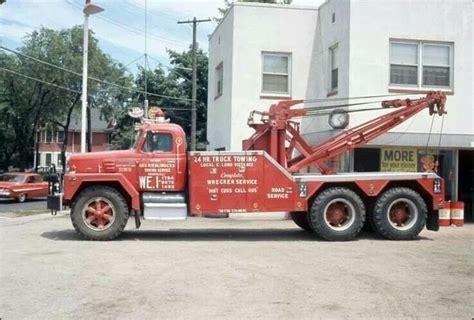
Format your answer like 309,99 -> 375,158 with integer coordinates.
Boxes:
0,190 -> 14,199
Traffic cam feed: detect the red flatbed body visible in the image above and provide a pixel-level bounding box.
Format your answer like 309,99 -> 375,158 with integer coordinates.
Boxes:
188,151 -> 444,215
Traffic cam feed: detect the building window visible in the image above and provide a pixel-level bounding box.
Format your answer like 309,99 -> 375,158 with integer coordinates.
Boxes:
422,44 -> 451,87
57,131 -> 65,143
215,62 -> 223,99
45,153 -> 52,166
262,52 -> 291,96
329,45 -> 338,92
332,12 -> 336,23
390,40 -> 453,88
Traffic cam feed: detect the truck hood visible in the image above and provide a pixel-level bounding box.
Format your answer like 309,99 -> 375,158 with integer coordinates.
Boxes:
68,149 -> 138,173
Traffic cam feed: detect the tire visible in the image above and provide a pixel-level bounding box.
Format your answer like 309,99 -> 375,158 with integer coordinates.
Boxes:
308,187 -> 365,241
71,186 -> 129,241
290,212 -> 313,233
17,194 -> 26,203
372,187 -> 426,240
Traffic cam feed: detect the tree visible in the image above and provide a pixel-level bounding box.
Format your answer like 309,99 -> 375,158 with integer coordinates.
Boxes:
215,0 -> 292,22
112,46 -> 209,150
0,26 -> 132,170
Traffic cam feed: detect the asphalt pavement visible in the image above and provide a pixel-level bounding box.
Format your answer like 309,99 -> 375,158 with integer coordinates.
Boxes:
0,197 -> 46,212
0,213 -> 472,319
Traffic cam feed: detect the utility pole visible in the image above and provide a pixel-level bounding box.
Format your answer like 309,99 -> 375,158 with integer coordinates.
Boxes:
81,0 -> 103,153
177,17 -> 211,151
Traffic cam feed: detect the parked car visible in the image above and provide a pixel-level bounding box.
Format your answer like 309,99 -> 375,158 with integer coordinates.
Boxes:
0,173 -> 49,202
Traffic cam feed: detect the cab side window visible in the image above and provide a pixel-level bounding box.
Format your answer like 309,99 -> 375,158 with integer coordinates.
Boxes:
144,133 -> 173,152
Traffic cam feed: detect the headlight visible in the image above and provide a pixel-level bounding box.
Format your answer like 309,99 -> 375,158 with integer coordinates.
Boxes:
0,189 -> 11,195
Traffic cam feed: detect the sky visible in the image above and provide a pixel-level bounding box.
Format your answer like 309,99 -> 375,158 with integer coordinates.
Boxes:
0,0 -> 321,74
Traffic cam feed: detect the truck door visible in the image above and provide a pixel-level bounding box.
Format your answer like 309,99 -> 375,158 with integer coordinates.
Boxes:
137,131 -> 178,192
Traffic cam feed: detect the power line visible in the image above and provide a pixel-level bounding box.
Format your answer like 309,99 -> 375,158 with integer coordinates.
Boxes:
65,0 -> 188,48
0,67 -> 81,93
125,0 -> 182,22
147,55 -> 194,85
0,46 -> 193,102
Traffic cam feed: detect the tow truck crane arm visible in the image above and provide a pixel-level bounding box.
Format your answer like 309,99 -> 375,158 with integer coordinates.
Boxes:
243,91 -> 447,174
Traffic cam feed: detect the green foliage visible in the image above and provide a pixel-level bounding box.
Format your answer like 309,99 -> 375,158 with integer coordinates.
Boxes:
0,26 -> 132,170
112,46 -> 209,151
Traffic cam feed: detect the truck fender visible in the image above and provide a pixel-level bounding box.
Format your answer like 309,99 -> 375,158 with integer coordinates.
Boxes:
64,173 -> 140,210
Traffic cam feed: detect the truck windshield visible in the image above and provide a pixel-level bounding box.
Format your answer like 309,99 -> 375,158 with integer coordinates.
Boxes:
132,130 -> 143,149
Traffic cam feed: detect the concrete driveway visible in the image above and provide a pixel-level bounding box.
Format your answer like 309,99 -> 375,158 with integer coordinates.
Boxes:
0,214 -> 472,319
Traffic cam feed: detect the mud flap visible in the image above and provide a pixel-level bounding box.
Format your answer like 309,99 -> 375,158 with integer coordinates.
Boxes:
426,210 -> 439,231
134,210 -> 141,229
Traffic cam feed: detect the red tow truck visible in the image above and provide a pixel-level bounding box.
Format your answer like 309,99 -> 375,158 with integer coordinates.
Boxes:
50,92 -> 447,241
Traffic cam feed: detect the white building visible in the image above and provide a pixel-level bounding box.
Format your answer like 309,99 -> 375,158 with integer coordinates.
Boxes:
207,0 -> 473,219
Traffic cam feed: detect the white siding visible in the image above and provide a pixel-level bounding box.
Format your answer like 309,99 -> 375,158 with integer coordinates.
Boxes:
208,3 -> 318,150
207,0 -> 474,150
207,9 -> 234,150
347,0 -> 473,147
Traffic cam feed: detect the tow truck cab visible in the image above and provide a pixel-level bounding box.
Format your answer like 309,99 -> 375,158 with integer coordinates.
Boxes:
64,122 -> 187,209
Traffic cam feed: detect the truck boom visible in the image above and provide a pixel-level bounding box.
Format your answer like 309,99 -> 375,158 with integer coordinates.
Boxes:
243,91 -> 447,174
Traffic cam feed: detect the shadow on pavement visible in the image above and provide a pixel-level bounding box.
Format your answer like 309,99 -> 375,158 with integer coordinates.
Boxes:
40,228 -> 432,242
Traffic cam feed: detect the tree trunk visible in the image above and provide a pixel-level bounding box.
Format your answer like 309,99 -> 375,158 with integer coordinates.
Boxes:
60,93 -> 81,171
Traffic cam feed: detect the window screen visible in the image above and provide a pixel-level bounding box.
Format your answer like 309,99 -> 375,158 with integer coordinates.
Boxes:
390,40 -> 453,88
390,42 -> 418,85
262,53 -> 290,94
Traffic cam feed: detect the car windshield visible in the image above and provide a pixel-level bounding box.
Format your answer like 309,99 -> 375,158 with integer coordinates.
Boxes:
1,174 -> 25,183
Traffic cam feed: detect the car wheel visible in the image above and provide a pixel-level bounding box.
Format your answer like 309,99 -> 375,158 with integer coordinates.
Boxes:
17,194 -> 27,203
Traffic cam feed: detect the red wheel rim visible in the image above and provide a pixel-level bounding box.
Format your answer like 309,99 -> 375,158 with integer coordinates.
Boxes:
326,202 -> 347,225
387,198 -> 418,230
323,198 -> 355,231
82,197 -> 116,231
389,202 -> 409,225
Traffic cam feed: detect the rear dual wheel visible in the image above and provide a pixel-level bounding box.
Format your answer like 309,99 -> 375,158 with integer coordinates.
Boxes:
308,187 -> 366,241
290,212 -> 313,233
371,187 -> 426,240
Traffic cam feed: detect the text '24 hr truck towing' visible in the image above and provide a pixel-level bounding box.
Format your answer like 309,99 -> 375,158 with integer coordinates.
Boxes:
48,91 -> 447,241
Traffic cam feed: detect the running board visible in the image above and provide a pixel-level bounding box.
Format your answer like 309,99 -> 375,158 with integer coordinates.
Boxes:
144,203 -> 187,220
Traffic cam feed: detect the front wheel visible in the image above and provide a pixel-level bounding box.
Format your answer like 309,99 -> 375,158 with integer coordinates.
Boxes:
372,187 -> 426,240
309,187 -> 366,241
17,194 -> 27,203
71,186 -> 129,240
